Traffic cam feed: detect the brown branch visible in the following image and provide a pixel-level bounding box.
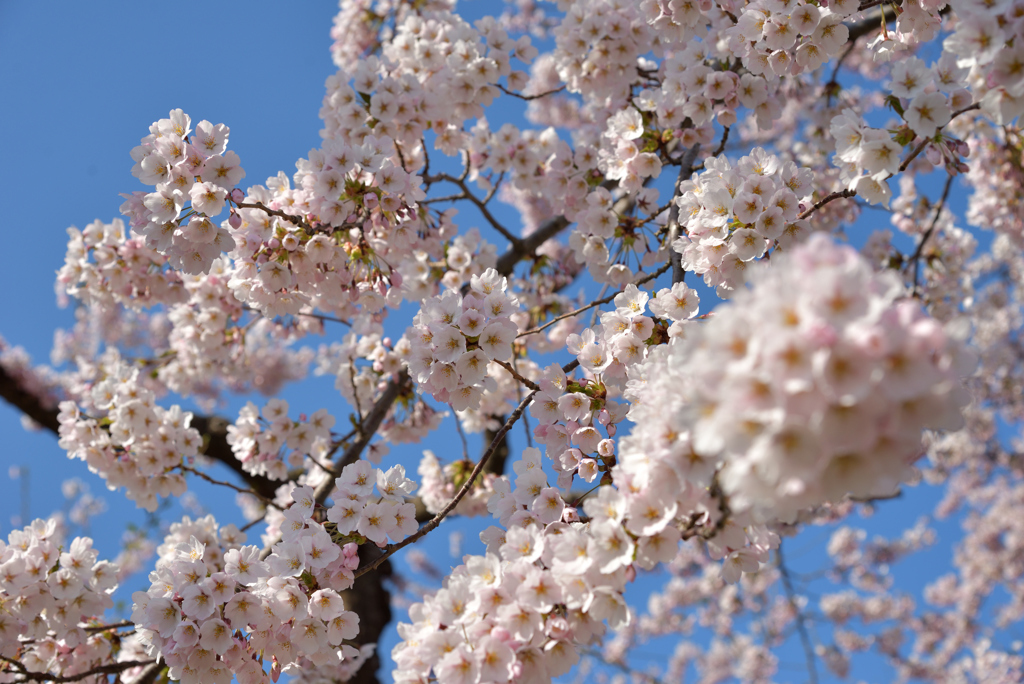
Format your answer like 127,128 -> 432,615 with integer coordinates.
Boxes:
797,188 -> 857,221
82,621 -> 134,633
494,360 -> 541,391
495,215 -> 570,276
910,173 -> 955,297
424,174 -> 520,245
0,365 -> 60,433
496,83 -> 567,101
898,103 -> 981,174
232,199 -> 315,234
1,655 -> 156,684
177,465 -> 279,507
353,390 -> 538,579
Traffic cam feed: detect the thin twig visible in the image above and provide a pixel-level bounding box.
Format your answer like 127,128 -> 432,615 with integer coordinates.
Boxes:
453,414 -> 470,461
711,127 -> 730,158
178,465 -> 278,507
297,311 -> 351,327
232,199 -> 315,234
496,83 -> 567,101
517,262 -> 671,339
898,104 -> 981,174
494,360 -> 541,391
777,543 -> 820,684
667,145 -> 701,283
82,621 -> 134,633
423,173 -> 521,245
797,189 -> 857,221
909,173 -> 955,297
240,514 -> 267,533
1,656 -> 157,684
353,390 -> 538,579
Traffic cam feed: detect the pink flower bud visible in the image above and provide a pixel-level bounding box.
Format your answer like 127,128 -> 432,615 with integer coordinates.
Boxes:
228,213 -> 242,229
268,238 -> 281,249
230,188 -> 245,203
625,565 -> 637,583
390,270 -> 403,287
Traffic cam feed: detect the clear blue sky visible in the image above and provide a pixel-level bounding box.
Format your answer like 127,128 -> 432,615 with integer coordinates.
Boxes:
0,3 -> 990,682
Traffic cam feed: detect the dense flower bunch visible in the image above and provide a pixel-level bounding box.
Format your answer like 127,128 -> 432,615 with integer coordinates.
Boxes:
57,218 -> 188,310
119,110 -> 242,275
227,400 -> 336,482
403,268 -> 520,410
394,448 -> 628,683
943,0 -> 1024,125
964,122 -> 1024,244
130,511 -> 362,684
829,54 -> 973,207
0,520 -> 120,677
723,0 -> 856,79
622,233 -> 974,525
672,147 -> 814,296
56,352 -> 199,511
329,0 -> 455,73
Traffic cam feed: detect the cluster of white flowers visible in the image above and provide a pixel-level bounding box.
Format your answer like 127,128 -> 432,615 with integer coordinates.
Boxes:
527,281 -> 699,490
830,54 -> 972,207
943,1 -> 1024,124
227,400 -> 335,482
119,110 -> 242,275
321,462 -> 420,546
724,0 -> 854,78
0,520 -> 119,676
672,147 -> 814,296
621,234 -> 974,527
57,352 -> 199,511
131,512 -> 361,684
57,218 -> 188,311
394,448 -> 629,684
404,268 -> 520,410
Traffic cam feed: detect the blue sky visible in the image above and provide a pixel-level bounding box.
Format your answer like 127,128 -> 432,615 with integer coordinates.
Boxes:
0,2 -> 997,682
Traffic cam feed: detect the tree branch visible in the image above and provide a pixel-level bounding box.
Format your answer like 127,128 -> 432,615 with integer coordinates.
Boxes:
1,656 -> 156,684
353,389 -> 538,579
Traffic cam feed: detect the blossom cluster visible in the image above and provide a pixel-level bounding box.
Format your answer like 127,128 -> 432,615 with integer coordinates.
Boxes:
57,218 -> 188,311
119,110 -> 242,275
404,268 -> 520,410
130,512 -> 361,684
394,448 -> 629,683
0,520 -> 119,677
57,352 -> 199,511
227,400 -> 336,482
622,233 -> 974,526
320,462 -> 420,546
943,1 -> 1024,125
672,147 -> 814,296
